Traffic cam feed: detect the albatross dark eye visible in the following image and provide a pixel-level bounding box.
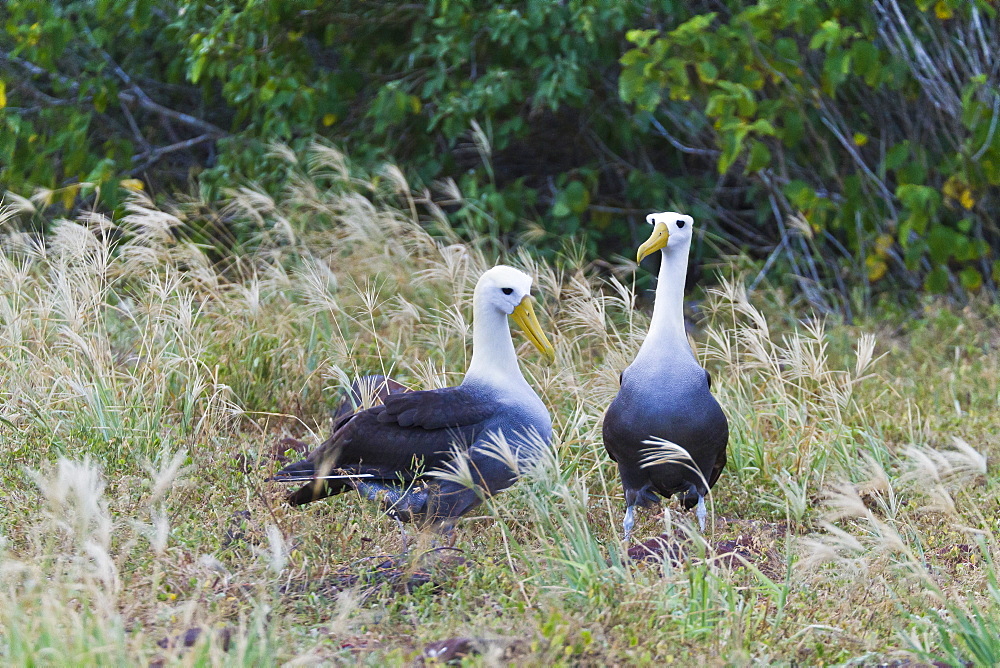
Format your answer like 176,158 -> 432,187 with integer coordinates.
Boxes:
676,220 -> 686,229
501,287 -> 514,295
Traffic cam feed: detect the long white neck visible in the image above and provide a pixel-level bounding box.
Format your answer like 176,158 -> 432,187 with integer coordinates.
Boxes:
463,300 -> 527,390
635,240 -> 696,365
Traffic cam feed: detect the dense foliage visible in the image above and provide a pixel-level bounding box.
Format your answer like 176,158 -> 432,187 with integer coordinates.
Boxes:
2,0 -> 999,303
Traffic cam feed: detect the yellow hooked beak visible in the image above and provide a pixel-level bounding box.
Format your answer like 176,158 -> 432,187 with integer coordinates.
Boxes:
636,222 -> 670,264
510,296 -> 556,364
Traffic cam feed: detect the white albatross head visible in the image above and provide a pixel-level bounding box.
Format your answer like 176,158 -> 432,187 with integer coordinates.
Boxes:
474,265 -> 555,363
637,211 -> 694,264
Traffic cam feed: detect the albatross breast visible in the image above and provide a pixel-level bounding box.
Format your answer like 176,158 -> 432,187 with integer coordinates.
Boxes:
603,363 -> 727,508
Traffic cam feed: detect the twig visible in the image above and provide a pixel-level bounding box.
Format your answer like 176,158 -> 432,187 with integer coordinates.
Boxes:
747,234 -> 789,293
971,94 -> 1000,161
120,100 -> 152,154
3,49 -> 227,138
647,115 -> 720,157
818,114 -> 897,217
128,133 -> 216,175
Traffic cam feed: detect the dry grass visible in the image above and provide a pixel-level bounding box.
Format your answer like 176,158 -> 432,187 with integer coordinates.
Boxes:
0,145 -> 997,665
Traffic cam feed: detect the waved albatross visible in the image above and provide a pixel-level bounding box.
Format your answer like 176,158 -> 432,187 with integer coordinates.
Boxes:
602,212 -> 728,539
273,265 -> 555,529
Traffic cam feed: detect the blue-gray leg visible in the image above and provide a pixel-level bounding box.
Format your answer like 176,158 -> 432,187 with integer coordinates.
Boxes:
353,481 -> 428,522
695,494 -> 707,532
623,504 -> 637,541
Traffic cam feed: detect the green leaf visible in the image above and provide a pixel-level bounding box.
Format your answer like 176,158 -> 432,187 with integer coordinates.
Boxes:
896,183 -> 941,215
566,181 -> 590,214
93,89 -> 108,114
259,79 -> 278,103
747,119 -> 776,136
884,141 -> 911,171
774,38 -> 798,61
669,13 -> 717,42
952,236 -> 975,262
745,140 -> 771,173
552,181 -> 590,218
84,157 -> 116,185
784,180 -> 816,209
717,129 -> 746,174
780,110 -> 805,146
809,20 -> 842,51
959,267 -> 982,291
822,51 -> 851,91
896,183 -> 947,234
926,225 -> 955,265
625,29 -> 658,48
696,62 -> 718,84
190,55 -> 207,84
552,200 -> 571,218
849,41 -> 879,82
923,266 -> 950,293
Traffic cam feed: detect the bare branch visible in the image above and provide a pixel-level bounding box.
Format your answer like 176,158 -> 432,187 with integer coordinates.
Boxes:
129,134 -> 216,175
120,100 -> 152,154
971,94 -> 1000,161
2,49 -> 227,138
647,115 -> 720,157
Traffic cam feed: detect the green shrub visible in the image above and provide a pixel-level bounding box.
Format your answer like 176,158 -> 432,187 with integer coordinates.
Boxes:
2,0 -> 998,301
619,0 -> 1000,299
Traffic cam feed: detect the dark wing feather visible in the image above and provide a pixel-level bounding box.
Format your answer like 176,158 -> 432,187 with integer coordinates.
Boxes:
707,439 -> 727,489
424,433 -> 534,521
376,387 -> 495,430
276,385 -> 497,506
330,374 -> 411,430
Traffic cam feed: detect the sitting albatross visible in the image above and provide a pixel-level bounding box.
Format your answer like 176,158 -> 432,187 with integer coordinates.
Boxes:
602,212 -> 728,539
273,265 -> 555,529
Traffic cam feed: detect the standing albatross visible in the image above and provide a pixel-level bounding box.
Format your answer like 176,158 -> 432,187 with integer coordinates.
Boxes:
273,265 -> 555,529
602,212 -> 728,539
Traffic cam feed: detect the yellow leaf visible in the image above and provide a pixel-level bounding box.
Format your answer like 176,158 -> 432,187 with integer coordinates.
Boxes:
61,184 -> 79,210
853,132 -> 868,147
0,81 -> 6,108
322,113 -> 337,126
959,189 -> 975,209
941,176 -> 961,200
934,1 -> 953,19
866,255 -> 888,281
875,234 -> 894,257
119,178 -> 145,191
